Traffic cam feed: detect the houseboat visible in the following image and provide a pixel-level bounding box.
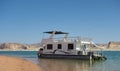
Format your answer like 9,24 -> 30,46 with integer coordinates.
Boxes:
37,31 -> 107,61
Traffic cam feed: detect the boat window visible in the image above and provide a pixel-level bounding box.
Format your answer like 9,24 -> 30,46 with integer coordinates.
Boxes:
58,44 -> 62,49
68,44 -> 74,50
47,44 -> 53,50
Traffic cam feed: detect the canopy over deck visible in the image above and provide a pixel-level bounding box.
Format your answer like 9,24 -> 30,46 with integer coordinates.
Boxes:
44,31 -> 69,34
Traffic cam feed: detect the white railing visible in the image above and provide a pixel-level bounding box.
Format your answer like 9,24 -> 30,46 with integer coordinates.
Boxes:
52,36 -> 92,42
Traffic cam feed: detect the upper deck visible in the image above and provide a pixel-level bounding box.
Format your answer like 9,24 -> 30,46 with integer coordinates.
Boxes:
41,31 -> 92,45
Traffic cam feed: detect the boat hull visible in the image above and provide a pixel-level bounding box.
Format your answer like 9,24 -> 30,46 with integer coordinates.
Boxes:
37,53 -> 107,60
38,54 -> 91,60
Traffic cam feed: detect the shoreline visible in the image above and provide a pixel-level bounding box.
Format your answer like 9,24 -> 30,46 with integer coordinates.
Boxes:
0,49 -> 38,51
102,49 -> 120,51
0,55 -> 43,71
1,49 -> 120,51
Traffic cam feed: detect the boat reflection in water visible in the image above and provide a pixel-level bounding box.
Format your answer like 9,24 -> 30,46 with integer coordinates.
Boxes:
37,59 -> 104,71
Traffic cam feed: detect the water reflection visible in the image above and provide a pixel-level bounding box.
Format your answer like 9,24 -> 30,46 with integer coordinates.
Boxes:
37,59 -> 105,71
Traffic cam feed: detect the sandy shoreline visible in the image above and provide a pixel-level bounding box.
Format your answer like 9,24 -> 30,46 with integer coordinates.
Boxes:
0,56 -> 43,71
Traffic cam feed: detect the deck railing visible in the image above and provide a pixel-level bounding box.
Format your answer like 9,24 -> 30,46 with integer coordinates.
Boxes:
52,36 -> 92,42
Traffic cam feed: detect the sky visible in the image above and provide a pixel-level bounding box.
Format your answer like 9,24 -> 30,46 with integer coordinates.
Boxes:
0,0 -> 120,44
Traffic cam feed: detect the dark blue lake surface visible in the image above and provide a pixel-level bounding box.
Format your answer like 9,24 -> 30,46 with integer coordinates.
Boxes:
0,51 -> 120,71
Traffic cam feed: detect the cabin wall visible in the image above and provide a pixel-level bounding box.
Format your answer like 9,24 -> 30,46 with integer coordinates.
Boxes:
42,40 -> 77,55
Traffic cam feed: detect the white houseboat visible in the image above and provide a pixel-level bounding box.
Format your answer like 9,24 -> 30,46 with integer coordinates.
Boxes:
37,31 -> 107,60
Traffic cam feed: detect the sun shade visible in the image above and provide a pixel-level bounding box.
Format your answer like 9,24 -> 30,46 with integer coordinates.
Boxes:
43,31 -> 69,34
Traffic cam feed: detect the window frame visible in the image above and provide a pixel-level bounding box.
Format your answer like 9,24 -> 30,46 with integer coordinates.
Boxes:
58,44 -> 62,49
68,43 -> 74,50
47,44 -> 53,50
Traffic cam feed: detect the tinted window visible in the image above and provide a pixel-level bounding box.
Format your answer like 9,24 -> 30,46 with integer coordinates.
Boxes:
58,44 -> 62,49
47,44 -> 53,50
68,44 -> 74,50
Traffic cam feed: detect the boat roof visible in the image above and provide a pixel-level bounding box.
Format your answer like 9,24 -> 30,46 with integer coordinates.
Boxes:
43,31 -> 69,34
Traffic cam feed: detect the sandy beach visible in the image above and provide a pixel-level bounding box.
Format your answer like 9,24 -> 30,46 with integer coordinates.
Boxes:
0,56 -> 43,71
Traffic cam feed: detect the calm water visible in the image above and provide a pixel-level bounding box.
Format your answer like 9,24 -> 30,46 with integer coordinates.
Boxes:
0,51 -> 120,71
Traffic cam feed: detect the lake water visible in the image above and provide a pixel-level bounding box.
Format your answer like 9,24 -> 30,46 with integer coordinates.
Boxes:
0,51 -> 120,71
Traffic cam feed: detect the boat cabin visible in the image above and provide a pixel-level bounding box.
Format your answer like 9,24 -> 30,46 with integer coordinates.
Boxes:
40,31 -> 94,55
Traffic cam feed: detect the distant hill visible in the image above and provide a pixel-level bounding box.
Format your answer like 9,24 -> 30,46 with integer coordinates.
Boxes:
30,43 -> 41,47
1,41 -> 120,50
0,43 -> 40,50
108,41 -> 120,49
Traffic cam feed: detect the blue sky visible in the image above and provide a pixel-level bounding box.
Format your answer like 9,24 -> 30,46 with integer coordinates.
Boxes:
0,0 -> 120,44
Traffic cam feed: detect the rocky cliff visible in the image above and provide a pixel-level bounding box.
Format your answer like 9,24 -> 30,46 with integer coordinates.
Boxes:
0,43 -> 40,50
108,41 -> 120,49
1,41 -> 120,50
